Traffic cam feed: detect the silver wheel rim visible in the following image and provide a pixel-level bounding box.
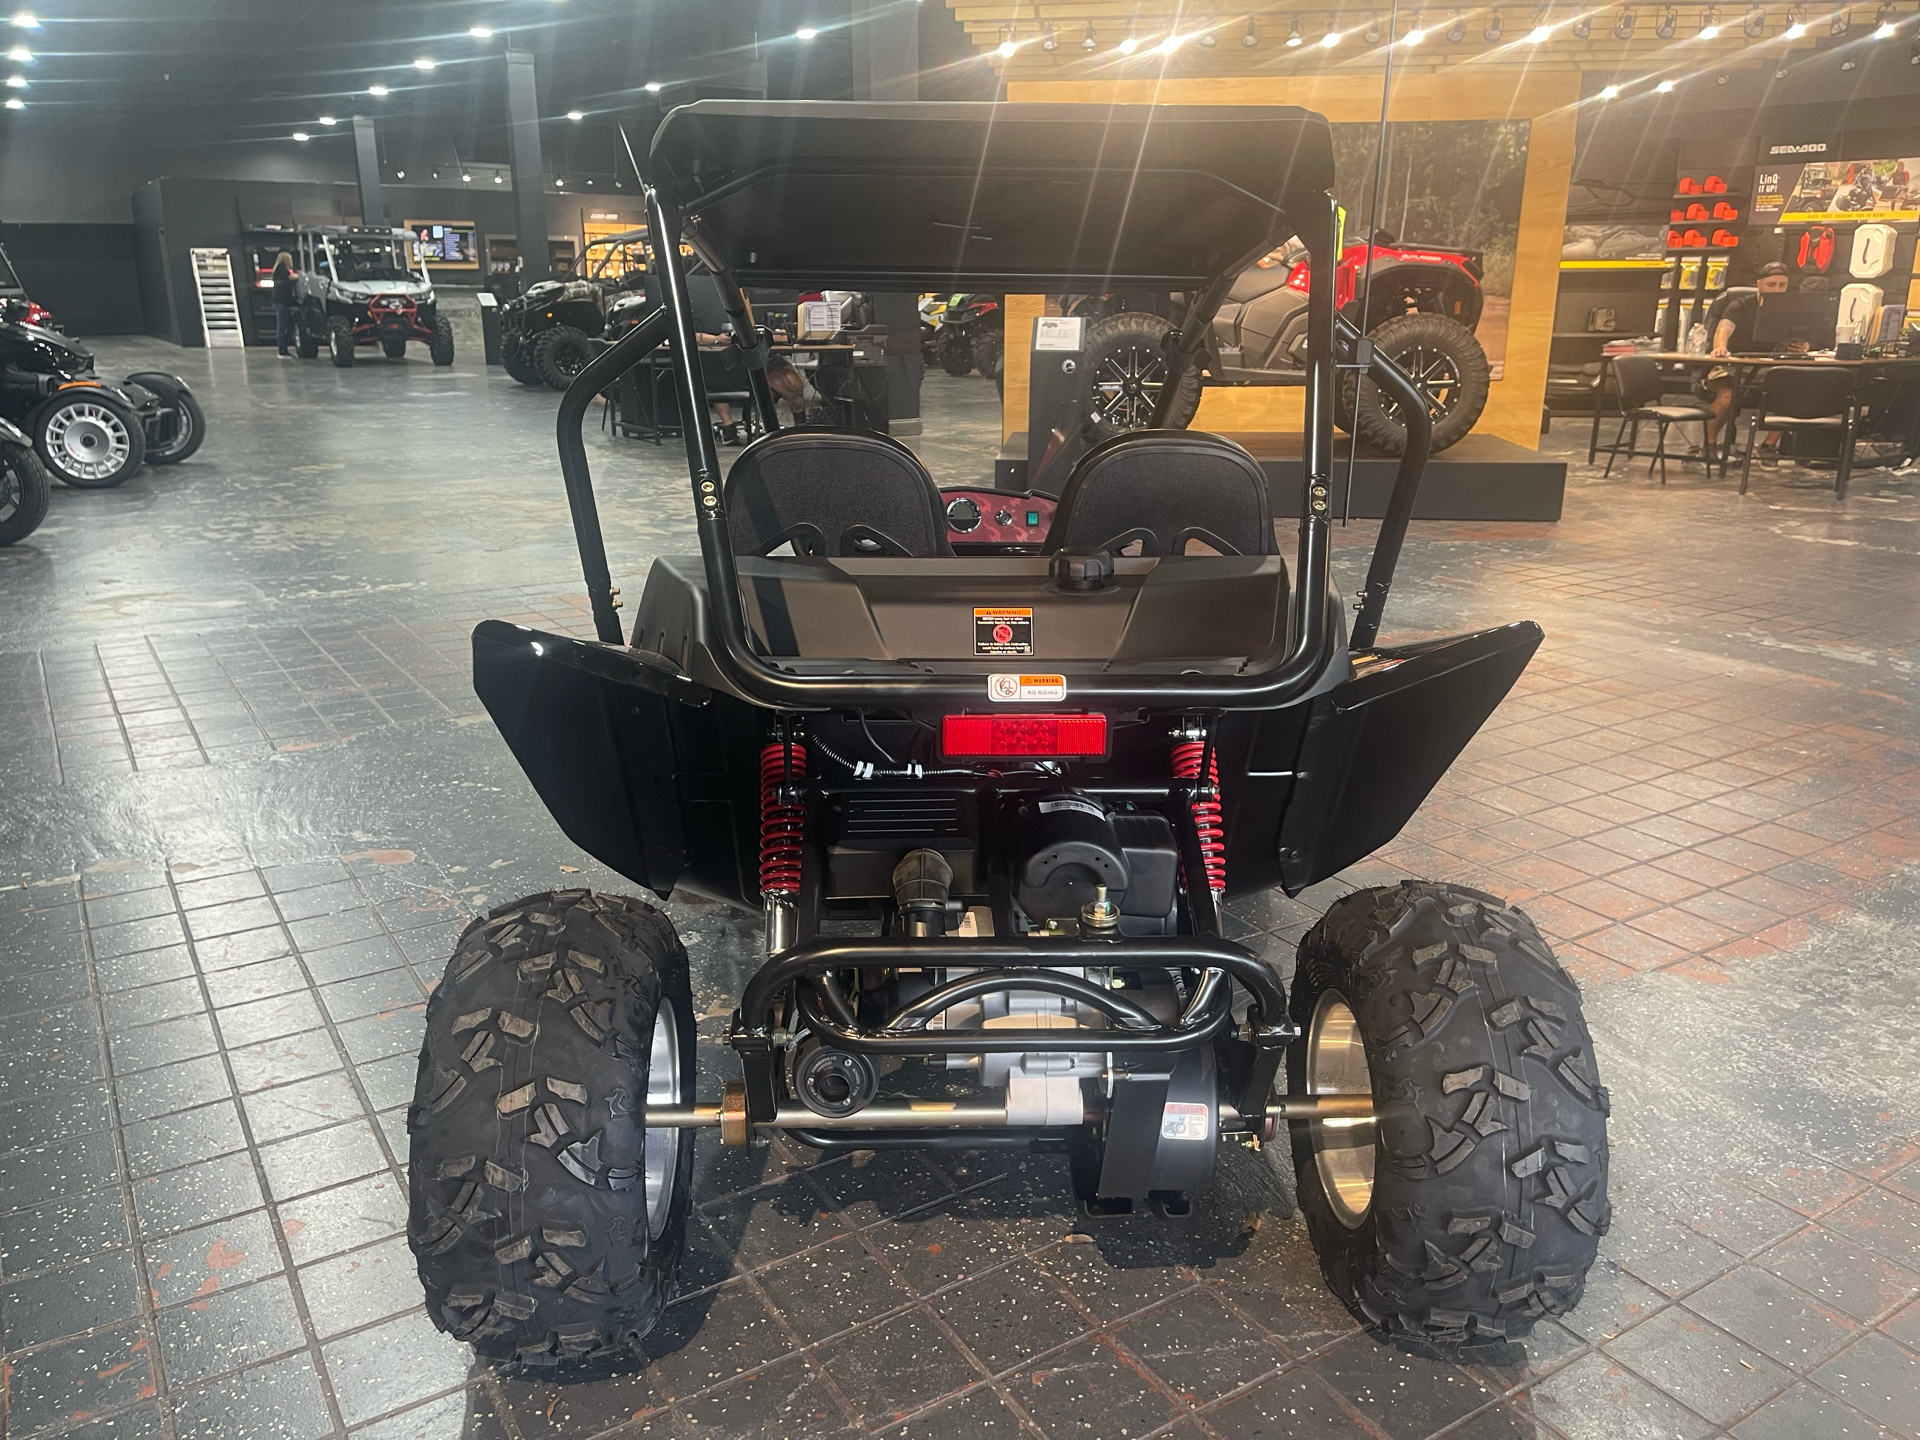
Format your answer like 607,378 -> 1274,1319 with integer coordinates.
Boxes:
643,1007 -> 683,1240
45,402 -> 131,481
1306,990 -> 1376,1229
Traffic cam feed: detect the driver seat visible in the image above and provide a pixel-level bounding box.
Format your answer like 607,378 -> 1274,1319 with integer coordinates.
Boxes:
724,427 -> 954,557
1045,431 -> 1278,556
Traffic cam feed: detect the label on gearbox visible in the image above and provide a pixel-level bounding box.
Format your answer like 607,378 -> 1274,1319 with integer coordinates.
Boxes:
1161,1102 -> 1210,1141
974,607 -> 1033,655
987,673 -> 1066,703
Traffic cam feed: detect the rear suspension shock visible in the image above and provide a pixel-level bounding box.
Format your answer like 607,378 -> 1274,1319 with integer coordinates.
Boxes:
1170,736 -> 1227,896
758,738 -> 808,901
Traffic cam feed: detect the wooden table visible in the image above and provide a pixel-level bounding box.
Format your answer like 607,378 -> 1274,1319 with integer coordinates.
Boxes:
1589,351 -> 1920,495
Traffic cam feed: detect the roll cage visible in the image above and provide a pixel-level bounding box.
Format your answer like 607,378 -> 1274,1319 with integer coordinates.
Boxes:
550,101 -> 1438,701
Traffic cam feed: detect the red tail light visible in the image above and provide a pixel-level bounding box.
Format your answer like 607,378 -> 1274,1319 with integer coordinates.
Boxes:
941,713 -> 1107,758
1284,262 -> 1311,294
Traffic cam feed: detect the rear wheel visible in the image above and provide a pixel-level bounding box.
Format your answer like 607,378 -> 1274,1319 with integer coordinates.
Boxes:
409,890 -> 695,1373
1082,311 -> 1203,441
328,317 -> 356,368
1342,313 -> 1490,456
533,325 -> 592,390
502,336 -> 544,386
34,394 -> 146,488
429,315 -> 456,367
295,321 -> 319,360
1288,882 -> 1610,1359
0,442 -> 51,545
935,330 -> 974,377
142,387 -> 206,465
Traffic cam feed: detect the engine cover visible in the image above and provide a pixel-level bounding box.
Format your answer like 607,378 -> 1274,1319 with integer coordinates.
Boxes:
1013,793 -> 1178,931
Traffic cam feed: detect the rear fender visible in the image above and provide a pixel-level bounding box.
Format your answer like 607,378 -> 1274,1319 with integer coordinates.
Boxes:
0,417 -> 30,448
125,371 -> 191,399
1275,622 -> 1542,894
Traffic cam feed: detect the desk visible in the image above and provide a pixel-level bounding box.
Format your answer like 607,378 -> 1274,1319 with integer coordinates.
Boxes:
1589,351 -> 1920,497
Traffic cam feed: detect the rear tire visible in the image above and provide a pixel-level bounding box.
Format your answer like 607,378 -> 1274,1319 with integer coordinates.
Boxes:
429,315 -> 456,367
1288,881 -> 1610,1360
1082,311 -> 1203,441
533,325 -> 592,390
142,386 -> 206,465
1342,313 -> 1490,456
0,442 -> 51,545
328,317 -> 356,368
502,336 -> 544,386
383,337 -> 409,360
409,889 -> 696,1373
936,331 -> 974,377
296,322 -> 319,360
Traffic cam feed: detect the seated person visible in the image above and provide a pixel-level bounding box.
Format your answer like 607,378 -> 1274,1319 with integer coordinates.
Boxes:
1701,262 -> 1790,460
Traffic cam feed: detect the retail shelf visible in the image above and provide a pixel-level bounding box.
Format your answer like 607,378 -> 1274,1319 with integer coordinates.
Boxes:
1560,259 -> 1669,270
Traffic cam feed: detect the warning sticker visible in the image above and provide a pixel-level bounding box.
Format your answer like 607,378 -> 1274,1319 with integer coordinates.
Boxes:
974,607 -> 1033,656
1161,1102 -> 1210,1142
988,673 -> 1067,703
1039,796 -> 1105,818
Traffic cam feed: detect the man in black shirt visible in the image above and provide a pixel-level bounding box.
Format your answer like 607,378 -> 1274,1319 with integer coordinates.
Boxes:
1704,262 -> 1791,452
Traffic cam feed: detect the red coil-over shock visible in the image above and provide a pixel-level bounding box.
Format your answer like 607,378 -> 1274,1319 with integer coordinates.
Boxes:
758,739 -> 808,899
1170,737 -> 1227,896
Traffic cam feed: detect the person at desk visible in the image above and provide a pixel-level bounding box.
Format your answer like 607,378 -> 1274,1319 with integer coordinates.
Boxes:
1702,262 -> 1794,461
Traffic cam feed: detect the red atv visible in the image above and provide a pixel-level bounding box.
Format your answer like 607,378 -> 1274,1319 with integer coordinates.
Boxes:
1070,232 -> 1491,454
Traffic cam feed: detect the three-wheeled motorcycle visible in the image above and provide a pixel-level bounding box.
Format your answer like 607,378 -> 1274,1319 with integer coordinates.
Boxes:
407,102 -> 1610,1375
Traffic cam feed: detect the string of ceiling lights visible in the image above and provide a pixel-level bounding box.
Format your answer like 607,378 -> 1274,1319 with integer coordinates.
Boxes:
988,2 -> 1915,71
5,10 -> 39,111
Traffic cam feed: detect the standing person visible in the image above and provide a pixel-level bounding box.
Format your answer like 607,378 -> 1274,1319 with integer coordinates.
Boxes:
271,251 -> 296,358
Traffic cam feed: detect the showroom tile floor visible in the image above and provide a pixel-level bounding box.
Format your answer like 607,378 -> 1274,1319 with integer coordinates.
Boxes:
1,337 -> 1917,1440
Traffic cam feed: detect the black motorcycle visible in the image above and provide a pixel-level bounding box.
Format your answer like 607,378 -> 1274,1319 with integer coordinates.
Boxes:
0,297 -> 206,488
0,415 -> 50,545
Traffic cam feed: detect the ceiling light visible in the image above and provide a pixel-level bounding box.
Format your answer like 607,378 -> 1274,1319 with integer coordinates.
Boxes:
1841,54 -> 1857,65
413,56 -> 435,71
1198,26 -> 1217,46
644,80 -> 662,92
1656,6 -> 1677,35
469,25 -> 492,38
1600,81 -> 1622,97
998,31 -> 1018,57
1159,31 -> 1186,53
1324,18 -> 1342,45
3,95 -> 19,108
1529,7 -> 1555,42
369,83 -> 389,96
1118,27 -> 1139,52
9,12 -> 37,29
1042,24 -> 1059,50
1831,7 -> 1851,34
1486,8 -> 1506,40
795,26 -> 817,40
1406,12 -> 1427,42
1365,12 -> 1384,42
1700,15 -> 1721,38
1873,6 -> 1896,36
1573,13 -> 1591,36
1084,21 -> 1098,50
1744,6 -> 1767,36
461,172 -> 472,182
5,44 -> 26,61
555,177 -> 565,187
292,131 -> 310,142
395,169 -> 404,178
567,109 -> 584,120
318,115 -> 336,126
1784,5 -> 1806,36
1616,7 -> 1636,35
3,72 -> 22,87
1448,10 -> 1468,39
1657,76 -> 1676,88
493,173 -> 503,183
1283,15 -> 1301,46
1717,69 -> 1731,80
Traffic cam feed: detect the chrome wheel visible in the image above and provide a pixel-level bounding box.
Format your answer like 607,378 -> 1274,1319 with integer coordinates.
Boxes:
643,1006 -> 684,1240
1306,990 -> 1376,1229
44,402 -> 132,482
1092,343 -> 1167,431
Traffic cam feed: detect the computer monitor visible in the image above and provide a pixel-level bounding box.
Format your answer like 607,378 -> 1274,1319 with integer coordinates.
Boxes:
1751,292 -> 1840,353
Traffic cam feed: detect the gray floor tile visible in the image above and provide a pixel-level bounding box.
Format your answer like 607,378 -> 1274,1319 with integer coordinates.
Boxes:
122,1099 -> 248,1177
1810,1333 -> 1920,1435
298,1234 -> 421,1338
1207,1367 -> 1377,1439
1761,1226 -> 1920,1325
931,1257 -> 1092,1376
1521,1351 -> 1718,1440
0,1188 -> 130,1274
203,955 -> 310,1010
217,989 -> 328,1049
243,1071 -> 369,1144
107,1012 -> 220,1075
1731,1381 -> 1896,1440
95,944 -> 196,994
0,1130 -> 122,1214
1688,1265 -> 1862,1371
228,1029 -> 345,1094
173,1352 -> 338,1440
1116,1289 -> 1286,1404
1005,1337 -> 1176,1438
1604,1304 -> 1794,1427
156,1272 -> 308,1385
145,1210 -> 286,1306
132,1149 -> 263,1238
640,1281 -> 795,1402
0,1321 -> 158,1438
1312,1333 -> 1497,1440
113,1053 -> 234,1124
277,1171 -> 407,1265
322,1308 -> 474,1428
258,1119 -> 390,1202
0,1249 -> 144,1348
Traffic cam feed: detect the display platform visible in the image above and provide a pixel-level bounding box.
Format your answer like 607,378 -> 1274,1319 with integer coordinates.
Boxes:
996,430 -> 1566,522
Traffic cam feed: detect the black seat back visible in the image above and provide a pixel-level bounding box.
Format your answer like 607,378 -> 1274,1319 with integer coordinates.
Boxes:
724,427 -> 953,557
1611,355 -> 1670,410
1763,365 -> 1854,419
1045,430 -> 1277,557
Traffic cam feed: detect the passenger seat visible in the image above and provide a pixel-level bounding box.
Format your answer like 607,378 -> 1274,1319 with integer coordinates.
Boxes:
723,427 -> 954,557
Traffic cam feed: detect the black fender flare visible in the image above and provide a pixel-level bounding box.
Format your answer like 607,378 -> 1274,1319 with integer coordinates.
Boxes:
0,417 -> 31,448
125,370 -> 192,399
1344,261 -> 1485,332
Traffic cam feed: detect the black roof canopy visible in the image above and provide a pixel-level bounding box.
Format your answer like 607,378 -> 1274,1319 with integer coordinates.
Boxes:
646,101 -> 1337,292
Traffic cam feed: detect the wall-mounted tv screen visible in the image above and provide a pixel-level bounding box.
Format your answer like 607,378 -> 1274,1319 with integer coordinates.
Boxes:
405,220 -> 478,268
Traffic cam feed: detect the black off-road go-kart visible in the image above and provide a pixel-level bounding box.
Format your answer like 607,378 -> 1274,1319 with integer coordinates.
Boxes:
501,230 -> 651,390
407,102 -> 1610,1375
1070,233 -> 1491,454
0,296 -> 207,489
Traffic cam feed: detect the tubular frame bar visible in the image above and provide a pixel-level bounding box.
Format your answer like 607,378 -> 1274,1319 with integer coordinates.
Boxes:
794,982 -> 1233,1057
636,184 -> 1342,712
1342,316 -> 1435,650
881,970 -> 1165,1033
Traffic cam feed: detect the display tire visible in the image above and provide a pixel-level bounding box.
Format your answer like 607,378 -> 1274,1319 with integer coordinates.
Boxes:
502,337 -> 544,386
383,338 -> 409,360
33,393 -> 146,489
1287,881 -> 1610,1360
0,442 -> 51,545
533,325 -> 592,390
1081,311 -> 1203,441
429,315 -> 456,367
1343,313 -> 1490,456
141,386 -> 206,465
409,889 -> 696,1374
935,332 -> 974,378
971,322 -> 1004,379
295,322 -> 320,360
328,317 -> 356,368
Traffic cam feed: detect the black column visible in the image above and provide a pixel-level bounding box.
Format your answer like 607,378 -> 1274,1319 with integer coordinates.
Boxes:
852,0 -> 924,433
505,49 -> 550,283
352,116 -> 384,226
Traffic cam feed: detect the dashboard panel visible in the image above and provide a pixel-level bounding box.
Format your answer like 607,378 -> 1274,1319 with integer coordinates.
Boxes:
941,488 -> 1056,550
